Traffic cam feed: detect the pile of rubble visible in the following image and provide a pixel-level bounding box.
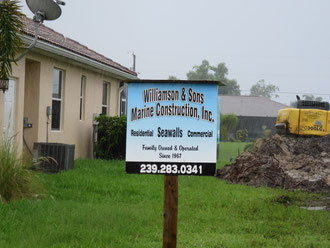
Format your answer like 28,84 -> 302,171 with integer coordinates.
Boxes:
217,134 -> 330,192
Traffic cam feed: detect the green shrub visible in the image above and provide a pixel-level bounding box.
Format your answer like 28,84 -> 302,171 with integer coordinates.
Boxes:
261,125 -> 272,138
243,142 -> 254,151
220,113 -> 238,141
95,115 -> 127,160
0,139 -> 43,202
236,129 -> 248,142
221,114 -> 239,133
220,124 -> 228,141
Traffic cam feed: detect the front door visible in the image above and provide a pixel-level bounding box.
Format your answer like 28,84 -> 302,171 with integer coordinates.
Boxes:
2,79 -> 16,144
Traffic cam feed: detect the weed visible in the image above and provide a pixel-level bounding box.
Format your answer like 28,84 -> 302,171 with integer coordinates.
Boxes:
0,139 -> 43,202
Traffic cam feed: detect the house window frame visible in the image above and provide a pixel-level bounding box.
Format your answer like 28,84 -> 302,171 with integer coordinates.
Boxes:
102,81 -> 110,115
51,68 -> 64,131
79,75 -> 86,121
118,83 -> 127,116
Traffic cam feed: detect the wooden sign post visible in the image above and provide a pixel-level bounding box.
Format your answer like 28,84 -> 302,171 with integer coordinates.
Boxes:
163,175 -> 178,248
125,80 -> 222,247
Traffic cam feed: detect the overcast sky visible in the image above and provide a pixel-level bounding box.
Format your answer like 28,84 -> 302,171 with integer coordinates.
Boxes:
21,0 -> 330,105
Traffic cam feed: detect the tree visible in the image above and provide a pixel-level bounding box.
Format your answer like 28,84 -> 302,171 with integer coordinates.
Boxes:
0,0 -> 24,81
302,94 -> 323,102
220,79 -> 240,95
186,59 -> 240,95
186,60 -> 215,81
250,79 -> 279,99
168,75 -> 179,80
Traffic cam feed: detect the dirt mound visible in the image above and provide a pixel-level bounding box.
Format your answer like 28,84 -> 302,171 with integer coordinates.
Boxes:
217,134 -> 330,192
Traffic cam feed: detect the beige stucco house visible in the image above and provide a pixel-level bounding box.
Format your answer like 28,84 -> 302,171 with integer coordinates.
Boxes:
0,17 -> 137,158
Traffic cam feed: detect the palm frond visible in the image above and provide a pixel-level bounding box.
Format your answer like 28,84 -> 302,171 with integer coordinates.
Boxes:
0,0 -> 24,80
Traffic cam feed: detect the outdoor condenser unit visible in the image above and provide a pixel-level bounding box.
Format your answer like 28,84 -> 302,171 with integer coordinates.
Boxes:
33,143 -> 75,173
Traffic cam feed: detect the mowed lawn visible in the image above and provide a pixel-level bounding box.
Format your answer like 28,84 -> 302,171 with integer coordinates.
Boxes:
0,143 -> 329,247
218,142 -> 248,167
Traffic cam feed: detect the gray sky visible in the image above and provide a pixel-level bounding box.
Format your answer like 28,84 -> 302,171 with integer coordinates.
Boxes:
21,0 -> 330,105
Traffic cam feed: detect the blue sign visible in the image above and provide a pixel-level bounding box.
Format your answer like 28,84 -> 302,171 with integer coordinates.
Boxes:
126,81 -> 219,176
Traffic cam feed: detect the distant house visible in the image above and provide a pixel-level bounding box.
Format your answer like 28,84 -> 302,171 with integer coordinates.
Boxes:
220,95 -> 288,139
0,17 -> 137,158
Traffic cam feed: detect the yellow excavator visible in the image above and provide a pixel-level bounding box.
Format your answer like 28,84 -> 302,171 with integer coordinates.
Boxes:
276,96 -> 330,136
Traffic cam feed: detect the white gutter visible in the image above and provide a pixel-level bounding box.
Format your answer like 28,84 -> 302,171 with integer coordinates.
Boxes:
21,35 -> 138,80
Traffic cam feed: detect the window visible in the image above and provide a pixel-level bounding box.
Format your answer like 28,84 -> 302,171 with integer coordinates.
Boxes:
102,82 -> 110,115
119,86 -> 127,116
52,68 -> 64,130
80,76 -> 86,120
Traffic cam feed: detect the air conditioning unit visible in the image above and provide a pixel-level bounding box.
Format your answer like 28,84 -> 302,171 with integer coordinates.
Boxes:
33,143 -> 75,173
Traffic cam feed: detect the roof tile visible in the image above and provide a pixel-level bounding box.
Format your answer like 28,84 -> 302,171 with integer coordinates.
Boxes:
21,16 -> 137,76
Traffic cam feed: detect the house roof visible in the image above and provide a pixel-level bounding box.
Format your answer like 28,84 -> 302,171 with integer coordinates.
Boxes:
124,79 -> 225,85
220,95 -> 289,117
21,16 -> 137,77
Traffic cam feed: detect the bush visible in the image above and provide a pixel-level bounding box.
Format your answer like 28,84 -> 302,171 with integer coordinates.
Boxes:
220,113 -> 238,141
221,114 -> 239,133
95,115 -> 127,160
261,125 -> 272,138
244,142 -> 254,151
0,139 -> 43,202
236,129 -> 248,142
220,125 -> 228,141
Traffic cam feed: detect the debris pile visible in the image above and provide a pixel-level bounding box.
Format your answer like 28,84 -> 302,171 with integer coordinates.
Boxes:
217,134 -> 330,192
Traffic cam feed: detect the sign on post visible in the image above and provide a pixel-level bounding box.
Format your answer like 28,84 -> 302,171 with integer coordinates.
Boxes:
125,80 -> 221,248
126,80 -> 219,176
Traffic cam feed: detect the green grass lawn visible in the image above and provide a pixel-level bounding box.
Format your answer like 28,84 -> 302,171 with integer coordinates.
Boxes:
218,142 -> 249,167
0,143 -> 329,247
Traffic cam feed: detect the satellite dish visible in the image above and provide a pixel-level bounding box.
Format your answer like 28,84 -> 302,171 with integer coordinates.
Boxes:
12,0 -> 65,62
26,0 -> 62,21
